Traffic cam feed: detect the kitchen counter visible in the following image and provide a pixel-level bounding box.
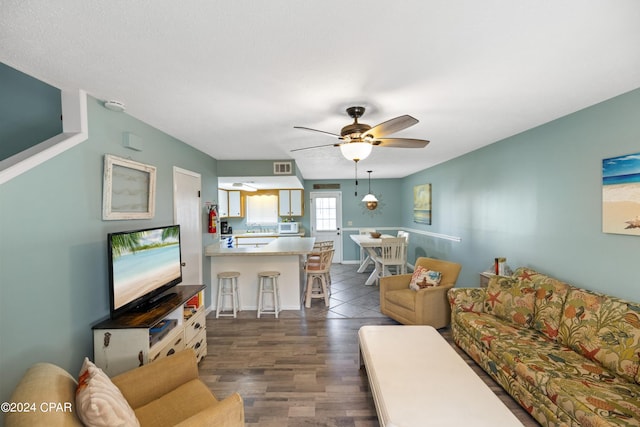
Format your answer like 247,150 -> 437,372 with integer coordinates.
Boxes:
206,237 -> 314,256
206,237 -> 316,311
233,231 -> 305,238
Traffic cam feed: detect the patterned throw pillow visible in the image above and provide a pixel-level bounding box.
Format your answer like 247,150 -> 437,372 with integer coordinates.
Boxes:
76,358 -> 140,427
409,266 -> 442,290
559,290 -> 640,383
484,276 -> 535,328
513,267 -> 570,341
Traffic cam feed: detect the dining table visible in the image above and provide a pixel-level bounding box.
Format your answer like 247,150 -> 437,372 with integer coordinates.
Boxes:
350,233 -> 395,286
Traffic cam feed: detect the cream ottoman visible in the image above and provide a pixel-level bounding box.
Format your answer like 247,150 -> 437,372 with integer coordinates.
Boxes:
358,325 -> 523,427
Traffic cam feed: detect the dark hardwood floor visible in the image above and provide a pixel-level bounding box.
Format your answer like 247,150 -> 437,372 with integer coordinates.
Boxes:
200,264 -> 539,426
202,317 -> 538,426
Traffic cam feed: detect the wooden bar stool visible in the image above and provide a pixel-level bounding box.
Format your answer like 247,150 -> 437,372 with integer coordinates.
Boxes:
216,271 -> 241,318
304,249 -> 334,308
257,271 -> 281,318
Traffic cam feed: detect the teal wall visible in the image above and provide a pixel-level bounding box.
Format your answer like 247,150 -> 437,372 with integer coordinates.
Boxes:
401,88 -> 640,302
0,96 -> 218,403
302,178 -> 403,261
0,63 -> 62,160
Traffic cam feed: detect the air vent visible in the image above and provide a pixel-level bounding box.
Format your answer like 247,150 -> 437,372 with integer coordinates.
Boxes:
273,162 -> 292,175
313,183 -> 340,189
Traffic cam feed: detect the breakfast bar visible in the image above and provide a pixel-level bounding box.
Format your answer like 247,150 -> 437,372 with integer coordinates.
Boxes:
205,237 -> 315,311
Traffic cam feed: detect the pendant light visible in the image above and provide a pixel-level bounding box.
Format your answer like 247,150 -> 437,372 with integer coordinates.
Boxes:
362,170 -> 378,210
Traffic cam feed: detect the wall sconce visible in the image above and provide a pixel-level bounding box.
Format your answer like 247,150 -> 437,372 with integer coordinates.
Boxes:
362,170 -> 378,210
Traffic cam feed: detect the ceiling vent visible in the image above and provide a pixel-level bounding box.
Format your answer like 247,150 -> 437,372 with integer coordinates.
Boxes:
273,161 -> 292,175
313,183 -> 340,189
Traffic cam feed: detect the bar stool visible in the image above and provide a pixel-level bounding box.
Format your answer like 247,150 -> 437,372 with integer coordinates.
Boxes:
304,249 -> 334,308
257,271 -> 281,318
216,271 -> 241,318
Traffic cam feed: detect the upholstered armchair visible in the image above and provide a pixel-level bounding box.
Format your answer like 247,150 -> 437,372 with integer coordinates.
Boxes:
7,348 -> 244,427
380,257 -> 462,328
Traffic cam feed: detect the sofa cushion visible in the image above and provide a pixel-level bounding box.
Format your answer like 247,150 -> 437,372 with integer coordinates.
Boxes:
559,289 -> 640,383
385,289 -> 416,311
513,268 -> 571,341
448,287 -> 485,314
76,358 -> 140,427
409,266 -> 441,290
134,379 -> 218,427
547,377 -> 640,426
484,276 -> 535,328
455,311 -> 527,354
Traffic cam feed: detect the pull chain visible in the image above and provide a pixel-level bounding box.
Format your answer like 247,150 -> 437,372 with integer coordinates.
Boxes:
354,160 -> 359,196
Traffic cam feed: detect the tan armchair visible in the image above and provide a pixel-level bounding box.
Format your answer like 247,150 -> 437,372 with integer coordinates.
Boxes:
380,257 -> 461,328
6,348 -> 244,427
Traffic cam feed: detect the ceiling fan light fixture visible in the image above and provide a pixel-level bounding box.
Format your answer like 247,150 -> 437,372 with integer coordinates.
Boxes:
340,142 -> 372,162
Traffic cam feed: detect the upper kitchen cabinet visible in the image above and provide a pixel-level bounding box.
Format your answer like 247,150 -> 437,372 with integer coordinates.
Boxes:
218,189 -> 244,217
227,190 -> 244,217
279,189 -> 303,217
218,189 -> 229,217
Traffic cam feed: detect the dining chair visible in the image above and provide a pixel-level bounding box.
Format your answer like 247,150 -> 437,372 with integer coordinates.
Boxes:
372,237 -> 407,284
396,231 -> 409,273
397,230 -> 409,243
358,228 -> 377,265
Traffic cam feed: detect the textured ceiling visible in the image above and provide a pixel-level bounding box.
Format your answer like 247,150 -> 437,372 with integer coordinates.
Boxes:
2,1 -> 640,180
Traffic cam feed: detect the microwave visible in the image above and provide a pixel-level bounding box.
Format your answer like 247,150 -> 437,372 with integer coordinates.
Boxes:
278,222 -> 299,234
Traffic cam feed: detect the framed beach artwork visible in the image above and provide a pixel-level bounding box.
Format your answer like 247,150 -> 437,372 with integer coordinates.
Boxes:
413,183 -> 432,225
602,152 -> 640,236
103,154 -> 156,220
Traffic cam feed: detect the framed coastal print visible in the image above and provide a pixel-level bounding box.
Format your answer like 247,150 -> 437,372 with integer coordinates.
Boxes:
103,154 -> 156,220
413,183 -> 432,225
602,152 -> 640,236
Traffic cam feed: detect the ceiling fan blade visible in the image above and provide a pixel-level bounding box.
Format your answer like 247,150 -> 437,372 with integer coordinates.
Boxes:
293,126 -> 341,138
373,138 -> 430,148
364,115 -> 419,139
290,142 -> 339,152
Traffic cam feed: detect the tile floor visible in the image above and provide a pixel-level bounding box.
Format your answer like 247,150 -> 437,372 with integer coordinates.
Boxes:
211,262 -> 389,320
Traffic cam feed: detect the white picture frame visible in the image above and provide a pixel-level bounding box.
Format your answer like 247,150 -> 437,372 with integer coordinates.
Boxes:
102,154 -> 156,220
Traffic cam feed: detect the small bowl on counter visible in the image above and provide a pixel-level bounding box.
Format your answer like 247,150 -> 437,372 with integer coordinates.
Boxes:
370,232 -> 381,238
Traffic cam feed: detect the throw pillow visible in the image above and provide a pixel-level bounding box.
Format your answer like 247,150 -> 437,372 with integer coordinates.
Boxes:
484,276 -> 535,328
409,266 -> 442,290
76,358 -> 140,427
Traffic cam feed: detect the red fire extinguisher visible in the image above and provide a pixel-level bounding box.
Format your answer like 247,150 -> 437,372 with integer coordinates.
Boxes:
208,206 -> 217,234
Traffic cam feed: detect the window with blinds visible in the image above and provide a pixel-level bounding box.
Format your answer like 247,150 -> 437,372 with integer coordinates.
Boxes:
245,194 -> 278,224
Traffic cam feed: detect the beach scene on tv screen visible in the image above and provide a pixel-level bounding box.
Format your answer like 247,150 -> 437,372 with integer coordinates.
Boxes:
112,227 -> 181,309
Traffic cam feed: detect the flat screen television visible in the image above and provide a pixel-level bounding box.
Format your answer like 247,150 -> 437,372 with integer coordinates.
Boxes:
108,224 -> 182,318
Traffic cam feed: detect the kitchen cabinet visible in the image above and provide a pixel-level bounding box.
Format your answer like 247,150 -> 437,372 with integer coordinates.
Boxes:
218,189 -> 228,217
218,189 -> 243,217
279,189 -> 303,217
228,190 -> 244,217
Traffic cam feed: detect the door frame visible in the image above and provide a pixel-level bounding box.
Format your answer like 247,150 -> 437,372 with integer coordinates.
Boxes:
309,191 -> 343,263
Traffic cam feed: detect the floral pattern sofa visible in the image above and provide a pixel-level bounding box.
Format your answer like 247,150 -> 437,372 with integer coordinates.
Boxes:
448,267 -> 640,426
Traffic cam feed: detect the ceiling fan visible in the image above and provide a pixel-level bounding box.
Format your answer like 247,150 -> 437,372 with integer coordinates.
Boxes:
292,106 -> 430,162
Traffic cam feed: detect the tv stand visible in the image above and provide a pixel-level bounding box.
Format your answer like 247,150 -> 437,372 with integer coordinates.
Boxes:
92,285 -> 206,376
